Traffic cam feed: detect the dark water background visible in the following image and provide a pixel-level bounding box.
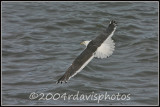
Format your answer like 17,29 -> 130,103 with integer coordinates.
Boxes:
2,2 -> 158,105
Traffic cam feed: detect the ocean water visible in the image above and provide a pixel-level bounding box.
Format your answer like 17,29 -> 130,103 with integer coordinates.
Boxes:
2,2 -> 158,105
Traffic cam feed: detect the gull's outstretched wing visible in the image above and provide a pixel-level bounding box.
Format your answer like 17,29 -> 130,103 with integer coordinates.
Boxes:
57,46 -> 95,84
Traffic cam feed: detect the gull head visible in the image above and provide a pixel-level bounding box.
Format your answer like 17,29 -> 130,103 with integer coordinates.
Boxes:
80,40 -> 91,47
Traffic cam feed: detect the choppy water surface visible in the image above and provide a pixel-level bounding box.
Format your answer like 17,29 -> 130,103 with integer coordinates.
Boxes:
2,2 -> 158,105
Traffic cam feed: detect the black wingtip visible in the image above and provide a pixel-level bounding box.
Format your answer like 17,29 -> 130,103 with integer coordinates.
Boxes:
56,75 -> 68,84
110,20 -> 117,26
56,80 -> 68,84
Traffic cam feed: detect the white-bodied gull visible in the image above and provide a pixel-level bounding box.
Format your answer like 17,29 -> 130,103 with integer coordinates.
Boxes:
57,20 -> 117,84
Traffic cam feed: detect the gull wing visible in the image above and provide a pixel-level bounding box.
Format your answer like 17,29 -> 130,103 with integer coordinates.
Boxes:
57,47 -> 95,84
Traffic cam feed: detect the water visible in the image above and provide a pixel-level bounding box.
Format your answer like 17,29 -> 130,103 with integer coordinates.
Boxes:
2,2 -> 158,105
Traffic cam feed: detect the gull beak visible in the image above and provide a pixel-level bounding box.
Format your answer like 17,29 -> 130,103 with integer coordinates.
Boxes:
80,41 -> 84,45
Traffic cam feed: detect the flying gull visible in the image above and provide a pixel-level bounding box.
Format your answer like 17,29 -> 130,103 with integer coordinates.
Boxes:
57,20 -> 117,84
